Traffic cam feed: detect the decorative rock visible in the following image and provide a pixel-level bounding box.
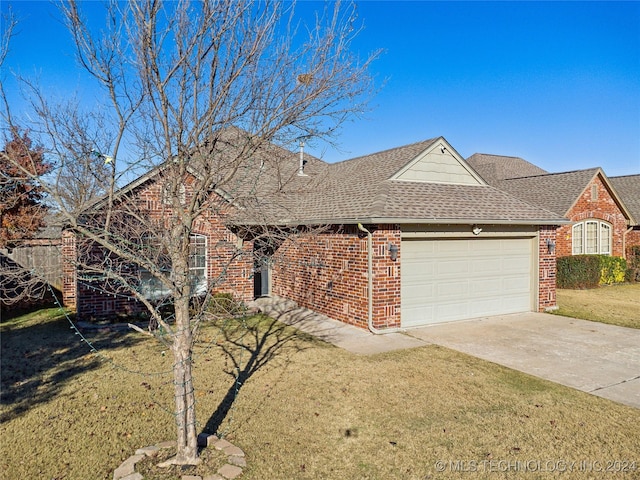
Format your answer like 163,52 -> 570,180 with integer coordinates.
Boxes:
113,455 -> 145,480
213,438 -> 233,451
120,474 -> 143,480
223,446 -> 244,457
228,456 -> 247,468
157,440 -> 177,449
113,437 -> 246,479
217,463 -> 243,480
135,445 -> 160,457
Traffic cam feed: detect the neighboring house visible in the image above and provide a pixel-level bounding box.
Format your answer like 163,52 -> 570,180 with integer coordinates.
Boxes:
64,135 -> 568,330
609,175 -> 640,252
467,154 -> 634,259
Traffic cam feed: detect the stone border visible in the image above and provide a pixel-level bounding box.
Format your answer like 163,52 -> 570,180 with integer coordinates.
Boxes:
113,434 -> 246,480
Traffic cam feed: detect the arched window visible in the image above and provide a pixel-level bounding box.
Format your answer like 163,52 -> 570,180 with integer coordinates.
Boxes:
572,220 -> 612,255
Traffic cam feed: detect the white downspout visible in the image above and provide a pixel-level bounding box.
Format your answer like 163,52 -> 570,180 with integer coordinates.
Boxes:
357,223 -> 403,335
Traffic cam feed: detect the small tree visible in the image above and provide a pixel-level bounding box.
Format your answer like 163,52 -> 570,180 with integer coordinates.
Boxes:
0,128 -> 51,247
2,0 -> 377,466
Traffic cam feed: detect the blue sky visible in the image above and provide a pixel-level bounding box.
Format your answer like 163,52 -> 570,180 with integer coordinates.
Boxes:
2,1 -> 639,176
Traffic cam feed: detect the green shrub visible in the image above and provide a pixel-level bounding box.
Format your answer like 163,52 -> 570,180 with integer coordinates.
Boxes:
557,255 -> 601,289
206,291 -> 244,317
626,245 -> 640,283
599,256 -> 627,285
557,255 -> 627,288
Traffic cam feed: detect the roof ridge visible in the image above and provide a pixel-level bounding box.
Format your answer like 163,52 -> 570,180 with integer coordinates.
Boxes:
502,167 -> 600,181
610,173 -> 640,179
331,137 -> 439,165
469,153 -> 526,160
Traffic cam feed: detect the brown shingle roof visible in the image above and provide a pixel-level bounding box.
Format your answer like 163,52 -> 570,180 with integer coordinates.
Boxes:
610,174 -> 640,225
236,139 -> 567,225
493,168 -> 601,216
99,130 -> 567,227
466,153 -> 549,184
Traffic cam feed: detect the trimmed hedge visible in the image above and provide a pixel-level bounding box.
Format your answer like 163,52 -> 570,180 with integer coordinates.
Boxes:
557,256 -> 600,289
557,255 -> 627,289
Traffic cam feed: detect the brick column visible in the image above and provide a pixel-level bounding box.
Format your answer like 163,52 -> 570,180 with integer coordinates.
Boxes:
538,226 -> 558,311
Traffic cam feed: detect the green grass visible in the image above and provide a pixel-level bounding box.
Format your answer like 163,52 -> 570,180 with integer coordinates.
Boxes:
555,283 -> 640,329
1,308 -> 639,479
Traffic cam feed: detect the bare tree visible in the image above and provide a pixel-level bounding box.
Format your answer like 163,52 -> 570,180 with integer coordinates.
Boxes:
2,0 -> 376,466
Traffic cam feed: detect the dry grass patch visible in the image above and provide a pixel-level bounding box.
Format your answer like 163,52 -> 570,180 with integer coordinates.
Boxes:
2,308 -> 639,479
556,283 -> 640,329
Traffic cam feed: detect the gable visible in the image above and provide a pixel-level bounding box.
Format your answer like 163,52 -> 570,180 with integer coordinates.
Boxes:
566,171 -> 633,223
391,140 -> 484,185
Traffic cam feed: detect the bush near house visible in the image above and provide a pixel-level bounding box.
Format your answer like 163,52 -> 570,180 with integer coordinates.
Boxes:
599,255 -> 627,285
557,255 -> 627,289
626,245 -> 640,283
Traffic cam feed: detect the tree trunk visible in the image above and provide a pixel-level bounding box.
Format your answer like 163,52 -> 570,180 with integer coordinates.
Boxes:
169,294 -> 200,465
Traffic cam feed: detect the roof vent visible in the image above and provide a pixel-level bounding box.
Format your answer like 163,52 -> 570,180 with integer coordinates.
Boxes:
297,141 -> 308,177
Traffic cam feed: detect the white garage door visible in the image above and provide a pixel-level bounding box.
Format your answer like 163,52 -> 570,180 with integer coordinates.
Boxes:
401,238 -> 533,327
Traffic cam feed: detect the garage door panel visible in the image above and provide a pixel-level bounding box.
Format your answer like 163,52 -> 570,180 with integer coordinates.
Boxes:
472,298 -> 502,316
502,275 -> 530,290
437,281 -> 468,298
403,285 -> 435,303
471,278 -> 502,295
470,258 -> 496,274
404,304 -> 435,321
470,241 -> 496,254
436,260 -> 469,276
436,302 -> 470,321
502,257 -> 530,273
401,238 -> 533,327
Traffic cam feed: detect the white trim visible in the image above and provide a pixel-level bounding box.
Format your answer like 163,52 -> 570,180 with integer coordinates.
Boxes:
189,233 -> 208,295
572,219 -> 612,255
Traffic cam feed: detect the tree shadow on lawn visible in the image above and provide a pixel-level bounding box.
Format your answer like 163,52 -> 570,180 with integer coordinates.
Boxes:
0,311 -> 147,423
202,311 -> 314,436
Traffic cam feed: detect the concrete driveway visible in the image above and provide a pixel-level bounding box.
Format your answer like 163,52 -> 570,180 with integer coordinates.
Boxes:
406,313 -> 640,409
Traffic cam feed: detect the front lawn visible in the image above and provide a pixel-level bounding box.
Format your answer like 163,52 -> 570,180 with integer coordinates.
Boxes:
1,308 -> 639,479
555,283 -> 640,329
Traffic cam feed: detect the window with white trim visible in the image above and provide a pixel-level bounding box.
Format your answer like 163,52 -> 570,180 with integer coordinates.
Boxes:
572,223 -> 583,254
139,233 -> 207,299
189,234 -> 207,295
599,223 -> 611,255
572,219 -> 612,255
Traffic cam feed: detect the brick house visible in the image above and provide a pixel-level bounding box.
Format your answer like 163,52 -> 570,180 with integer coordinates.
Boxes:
609,175 -> 640,253
65,136 -> 568,330
467,154 -> 634,259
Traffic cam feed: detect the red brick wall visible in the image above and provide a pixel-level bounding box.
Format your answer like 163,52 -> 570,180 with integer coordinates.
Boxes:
538,226 -> 558,311
271,224 -> 401,330
555,175 -> 628,258
273,224 -> 558,328
627,228 -> 640,251
63,178 -> 254,319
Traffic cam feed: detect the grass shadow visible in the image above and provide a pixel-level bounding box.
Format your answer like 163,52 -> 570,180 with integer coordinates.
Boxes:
0,308 -> 148,423
201,312 -> 313,436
